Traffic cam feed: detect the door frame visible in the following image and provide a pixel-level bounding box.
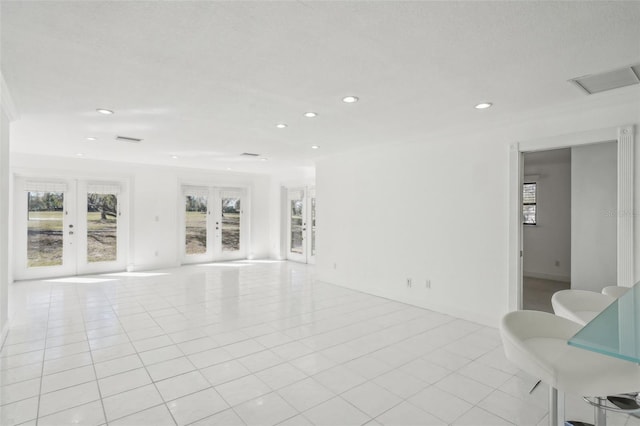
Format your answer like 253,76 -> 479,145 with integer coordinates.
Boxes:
12,173 -> 130,280
179,184 -> 250,264
216,188 -> 248,261
286,187 -> 307,263
284,186 -> 316,264
508,125 -> 635,311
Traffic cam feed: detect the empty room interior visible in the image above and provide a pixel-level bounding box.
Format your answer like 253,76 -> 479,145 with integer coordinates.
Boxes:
1,2 -> 639,426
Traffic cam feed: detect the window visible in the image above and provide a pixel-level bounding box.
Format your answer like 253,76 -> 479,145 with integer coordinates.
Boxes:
523,182 -> 537,225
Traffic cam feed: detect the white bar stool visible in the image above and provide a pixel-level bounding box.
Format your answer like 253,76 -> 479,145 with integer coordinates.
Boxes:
500,310 -> 640,426
551,289 -> 615,326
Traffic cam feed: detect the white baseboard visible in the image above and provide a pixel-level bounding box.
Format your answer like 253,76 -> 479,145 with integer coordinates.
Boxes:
315,278 -> 500,328
523,271 -> 571,283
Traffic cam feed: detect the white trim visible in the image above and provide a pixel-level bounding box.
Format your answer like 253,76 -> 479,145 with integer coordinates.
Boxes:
279,186 -> 287,260
508,143 -> 523,311
0,72 -> 19,122
509,125 -> 635,311
517,126 -> 617,152
617,126 -> 635,287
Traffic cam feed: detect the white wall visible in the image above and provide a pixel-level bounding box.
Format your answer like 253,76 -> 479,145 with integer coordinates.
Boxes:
522,150 -> 571,282
0,109 -> 10,341
11,154 -> 276,273
571,142 -> 617,292
316,92 -> 640,327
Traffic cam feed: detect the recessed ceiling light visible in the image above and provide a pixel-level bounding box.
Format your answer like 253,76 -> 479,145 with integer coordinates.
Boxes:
474,102 -> 493,109
96,108 -> 114,115
260,158 -> 268,161
171,155 -> 178,159
276,123 -> 287,129
304,112 -> 318,118
226,167 -> 232,170
311,145 -> 320,149
75,153 -> 84,157
342,96 -> 359,103
86,137 -> 97,141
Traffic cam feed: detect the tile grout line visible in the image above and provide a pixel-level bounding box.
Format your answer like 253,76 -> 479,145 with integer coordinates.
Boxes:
107,280 -> 197,425
34,283 -> 53,426
78,284 -> 110,426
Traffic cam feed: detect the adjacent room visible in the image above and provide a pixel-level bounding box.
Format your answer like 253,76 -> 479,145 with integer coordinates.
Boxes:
1,2 -> 639,426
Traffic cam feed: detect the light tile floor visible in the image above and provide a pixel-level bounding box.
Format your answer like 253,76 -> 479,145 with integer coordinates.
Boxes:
1,261 -> 639,426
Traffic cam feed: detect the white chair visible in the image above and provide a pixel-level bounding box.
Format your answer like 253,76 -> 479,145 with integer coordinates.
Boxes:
551,290 -> 615,326
500,310 -> 640,426
601,286 -> 630,299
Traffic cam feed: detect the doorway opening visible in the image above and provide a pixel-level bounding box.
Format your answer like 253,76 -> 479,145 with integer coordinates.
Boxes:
522,149 -> 572,312
522,143 -> 618,312
509,125 -> 634,312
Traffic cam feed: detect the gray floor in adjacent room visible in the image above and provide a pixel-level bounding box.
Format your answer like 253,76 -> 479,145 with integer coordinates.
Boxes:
523,276 -> 571,313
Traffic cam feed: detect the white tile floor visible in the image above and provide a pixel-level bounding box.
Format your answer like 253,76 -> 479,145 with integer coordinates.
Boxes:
1,261 -> 639,426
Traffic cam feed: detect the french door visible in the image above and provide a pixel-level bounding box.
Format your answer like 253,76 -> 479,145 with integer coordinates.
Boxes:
13,177 -> 128,280
182,186 -> 247,263
286,187 -> 316,264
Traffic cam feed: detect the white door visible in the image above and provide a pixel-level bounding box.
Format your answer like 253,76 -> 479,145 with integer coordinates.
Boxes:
287,188 -> 307,263
307,188 -> 316,265
216,190 -> 246,261
182,186 -> 247,263
14,177 -> 127,280
77,181 -> 128,275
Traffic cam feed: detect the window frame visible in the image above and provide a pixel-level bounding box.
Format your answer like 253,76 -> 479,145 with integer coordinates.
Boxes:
522,181 -> 538,226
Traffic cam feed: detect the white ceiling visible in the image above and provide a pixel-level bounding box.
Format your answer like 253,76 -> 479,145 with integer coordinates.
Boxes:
2,1 -> 639,175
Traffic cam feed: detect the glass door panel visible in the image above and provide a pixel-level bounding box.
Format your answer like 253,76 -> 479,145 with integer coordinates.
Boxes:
15,178 -> 76,280
27,191 -> 65,267
185,195 -> 208,255
290,199 -> 304,254
221,197 -> 241,252
86,193 -> 118,262
287,189 -> 306,263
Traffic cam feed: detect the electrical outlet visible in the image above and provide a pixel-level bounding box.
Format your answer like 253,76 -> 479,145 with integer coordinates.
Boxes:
425,279 -> 431,289
407,278 -> 412,288
555,260 -> 560,267
333,263 -> 337,270
154,250 -> 159,257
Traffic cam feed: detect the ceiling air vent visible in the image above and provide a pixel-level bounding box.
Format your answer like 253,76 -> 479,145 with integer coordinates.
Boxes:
241,152 -> 260,157
115,135 -> 143,143
570,64 -> 640,95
